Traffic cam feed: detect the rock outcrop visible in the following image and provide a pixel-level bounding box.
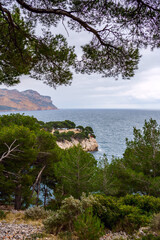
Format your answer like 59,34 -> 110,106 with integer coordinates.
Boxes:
56,137 -> 98,152
0,89 -> 57,111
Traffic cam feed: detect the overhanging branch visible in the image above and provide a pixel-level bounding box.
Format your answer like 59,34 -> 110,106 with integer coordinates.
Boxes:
15,0 -> 118,50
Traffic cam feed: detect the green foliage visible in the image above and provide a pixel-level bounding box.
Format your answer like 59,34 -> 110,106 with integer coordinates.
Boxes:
119,195 -> 160,214
92,194 -> 156,233
43,120 -> 96,141
95,154 -> 116,195
0,114 -> 58,210
93,194 -> 119,229
1,1 -> 159,86
25,206 -> 51,220
0,6 -> 76,87
0,210 -> 6,219
0,113 -> 40,131
43,194 -> 98,234
0,124 -> 38,209
77,126 -> 84,131
40,120 -> 76,132
107,119 -> 160,197
74,208 -> 105,240
54,146 -> 97,200
74,131 -> 88,140
54,131 -> 75,141
44,193 -> 160,235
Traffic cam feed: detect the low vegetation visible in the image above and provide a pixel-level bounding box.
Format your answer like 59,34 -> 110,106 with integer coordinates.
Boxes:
1,114 -> 160,238
24,206 -> 51,220
43,120 -> 96,141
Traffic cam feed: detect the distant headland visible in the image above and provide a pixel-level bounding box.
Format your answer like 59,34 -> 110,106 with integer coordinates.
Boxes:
0,89 -> 57,111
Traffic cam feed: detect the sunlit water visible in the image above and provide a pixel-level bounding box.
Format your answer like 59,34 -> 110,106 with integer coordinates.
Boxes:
1,109 -> 160,161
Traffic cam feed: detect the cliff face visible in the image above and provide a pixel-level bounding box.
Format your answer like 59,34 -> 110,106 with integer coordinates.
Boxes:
0,89 -> 57,111
56,137 -> 98,152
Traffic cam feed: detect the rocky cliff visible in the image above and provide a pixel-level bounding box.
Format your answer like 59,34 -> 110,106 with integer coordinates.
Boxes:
56,137 -> 98,152
0,89 -> 57,111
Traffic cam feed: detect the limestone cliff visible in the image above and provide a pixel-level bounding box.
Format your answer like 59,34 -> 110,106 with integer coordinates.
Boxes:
56,137 -> 98,152
0,89 -> 57,111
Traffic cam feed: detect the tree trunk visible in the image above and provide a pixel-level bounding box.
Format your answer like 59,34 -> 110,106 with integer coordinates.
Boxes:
14,184 -> 22,210
36,178 -> 41,206
44,187 -> 48,208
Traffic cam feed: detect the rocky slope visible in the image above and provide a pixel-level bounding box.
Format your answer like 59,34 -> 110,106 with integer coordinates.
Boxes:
52,128 -> 98,152
0,89 -> 57,111
56,137 -> 98,152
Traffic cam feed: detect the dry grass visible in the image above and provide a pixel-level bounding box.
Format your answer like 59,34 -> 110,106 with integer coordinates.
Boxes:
1,211 -> 43,226
0,211 -> 60,239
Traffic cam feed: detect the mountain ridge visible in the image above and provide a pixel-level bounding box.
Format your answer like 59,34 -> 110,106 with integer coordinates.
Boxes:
0,89 -> 57,111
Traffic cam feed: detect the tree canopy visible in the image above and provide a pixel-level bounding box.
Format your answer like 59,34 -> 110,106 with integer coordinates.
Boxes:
0,0 -> 159,87
0,114 -> 59,209
54,145 -> 97,200
107,119 -> 160,197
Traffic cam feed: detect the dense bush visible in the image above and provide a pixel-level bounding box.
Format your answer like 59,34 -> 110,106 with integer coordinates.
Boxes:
40,120 -> 76,132
0,114 -> 40,131
43,193 -> 158,235
74,208 -> 105,240
54,131 -> 75,141
25,206 -> 51,220
93,194 -> 154,233
119,194 -> 160,214
93,195 -> 119,229
108,119 -> 160,197
53,128 -> 96,141
43,194 -> 98,234
51,121 -> 96,141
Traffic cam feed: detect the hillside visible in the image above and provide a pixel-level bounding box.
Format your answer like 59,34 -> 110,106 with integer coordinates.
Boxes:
0,89 -> 57,111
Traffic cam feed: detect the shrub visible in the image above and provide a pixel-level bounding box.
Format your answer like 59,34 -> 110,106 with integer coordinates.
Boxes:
43,194 -> 98,234
93,194 -> 151,233
0,210 -> 6,219
93,195 -> 120,229
74,208 -> 105,240
119,194 -> 160,214
54,131 -> 75,141
25,206 -> 51,220
45,199 -> 60,211
150,213 -> 160,231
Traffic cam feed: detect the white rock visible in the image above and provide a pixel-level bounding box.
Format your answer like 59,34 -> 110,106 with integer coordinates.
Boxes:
56,137 -> 98,152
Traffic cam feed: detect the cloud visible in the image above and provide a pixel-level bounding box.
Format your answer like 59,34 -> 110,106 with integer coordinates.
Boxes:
1,34 -> 160,109
120,68 -> 160,100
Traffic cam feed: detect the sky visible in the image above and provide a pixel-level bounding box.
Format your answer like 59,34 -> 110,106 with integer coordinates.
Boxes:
1,24 -> 160,109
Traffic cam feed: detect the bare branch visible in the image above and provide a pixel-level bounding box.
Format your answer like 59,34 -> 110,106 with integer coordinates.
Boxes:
0,140 -> 20,162
138,0 -> 160,12
31,165 -> 46,196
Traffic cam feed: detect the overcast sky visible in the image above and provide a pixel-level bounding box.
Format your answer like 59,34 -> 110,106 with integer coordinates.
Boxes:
1,24 -> 160,109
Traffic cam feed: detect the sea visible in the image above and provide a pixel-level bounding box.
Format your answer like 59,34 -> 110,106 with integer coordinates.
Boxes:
1,108 -> 160,162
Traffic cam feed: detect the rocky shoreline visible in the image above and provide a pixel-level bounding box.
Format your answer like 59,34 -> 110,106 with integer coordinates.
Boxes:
56,136 -> 98,152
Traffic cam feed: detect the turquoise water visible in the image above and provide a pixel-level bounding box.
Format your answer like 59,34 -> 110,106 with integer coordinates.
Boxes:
1,109 -> 160,161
